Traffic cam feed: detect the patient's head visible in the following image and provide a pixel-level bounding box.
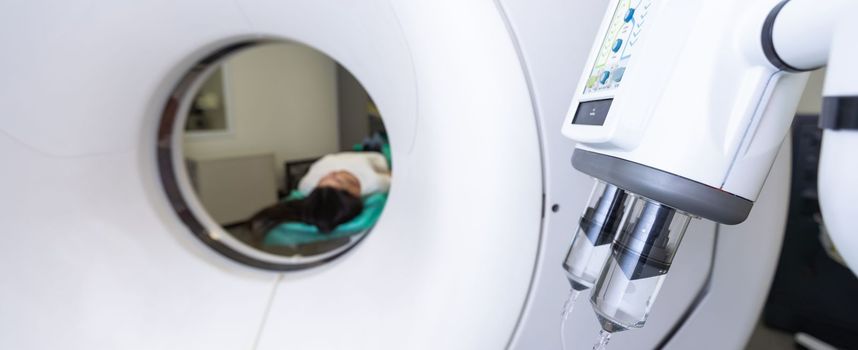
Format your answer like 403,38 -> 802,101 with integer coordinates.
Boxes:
247,170 -> 364,238
317,170 -> 361,198
302,187 -> 364,233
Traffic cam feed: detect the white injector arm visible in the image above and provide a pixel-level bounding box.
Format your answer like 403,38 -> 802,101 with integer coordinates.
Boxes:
816,11 -> 858,274
769,0 -> 858,274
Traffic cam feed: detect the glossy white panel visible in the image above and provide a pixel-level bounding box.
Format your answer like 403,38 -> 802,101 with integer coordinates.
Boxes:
251,1 -> 543,349
0,1 -> 293,348
0,136 -> 277,349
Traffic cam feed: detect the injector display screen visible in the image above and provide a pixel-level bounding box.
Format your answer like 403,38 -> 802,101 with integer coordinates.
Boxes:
583,0 -> 656,95
572,99 -> 613,126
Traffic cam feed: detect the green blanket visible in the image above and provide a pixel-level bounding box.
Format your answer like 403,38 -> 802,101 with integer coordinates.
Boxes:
262,191 -> 388,246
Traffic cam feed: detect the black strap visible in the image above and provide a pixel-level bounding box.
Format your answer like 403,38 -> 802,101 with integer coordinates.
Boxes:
821,96 -> 858,130
761,0 -> 807,73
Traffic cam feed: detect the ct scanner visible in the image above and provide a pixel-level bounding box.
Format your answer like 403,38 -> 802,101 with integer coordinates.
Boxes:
0,1 -> 792,349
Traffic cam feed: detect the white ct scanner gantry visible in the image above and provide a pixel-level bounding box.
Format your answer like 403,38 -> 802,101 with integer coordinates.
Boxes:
0,1 -> 825,349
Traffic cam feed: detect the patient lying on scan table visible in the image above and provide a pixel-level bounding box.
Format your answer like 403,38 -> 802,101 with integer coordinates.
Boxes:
248,152 -> 391,241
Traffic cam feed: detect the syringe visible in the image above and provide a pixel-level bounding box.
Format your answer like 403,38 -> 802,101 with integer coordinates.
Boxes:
589,195 -> 693,333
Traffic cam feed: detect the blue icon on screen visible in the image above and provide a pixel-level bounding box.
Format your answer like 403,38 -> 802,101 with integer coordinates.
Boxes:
624,8 -> 636,23
600,71 -> 611,85
612,67 -> 626,83
612,39 -> 623,53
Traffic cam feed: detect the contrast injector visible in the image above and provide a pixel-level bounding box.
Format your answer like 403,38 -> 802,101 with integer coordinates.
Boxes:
563,180 -> 627,292
558,0 -> 850,342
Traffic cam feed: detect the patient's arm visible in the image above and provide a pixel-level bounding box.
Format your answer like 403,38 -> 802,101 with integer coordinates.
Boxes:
367,152 -> 390,173
376,173 -> 392,193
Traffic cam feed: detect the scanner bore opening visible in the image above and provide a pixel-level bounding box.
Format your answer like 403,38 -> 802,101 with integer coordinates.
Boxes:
157,40 -> 391,271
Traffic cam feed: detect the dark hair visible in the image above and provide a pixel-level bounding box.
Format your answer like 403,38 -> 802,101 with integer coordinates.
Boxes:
301,187 -> 364,233
248,187 -> 363,242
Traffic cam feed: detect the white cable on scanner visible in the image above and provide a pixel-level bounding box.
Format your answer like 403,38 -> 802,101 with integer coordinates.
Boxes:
795,333 -> 838,350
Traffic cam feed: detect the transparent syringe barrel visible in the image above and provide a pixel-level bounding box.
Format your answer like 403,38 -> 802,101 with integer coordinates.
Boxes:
563,180 -> 627,291
589,195 -> 692,332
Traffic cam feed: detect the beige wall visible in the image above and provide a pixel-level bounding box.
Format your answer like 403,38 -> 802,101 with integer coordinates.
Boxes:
183,43 -> 340,189
797,69 -> 826,114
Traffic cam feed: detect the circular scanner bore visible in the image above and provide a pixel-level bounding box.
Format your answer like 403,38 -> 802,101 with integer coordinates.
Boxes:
158,40 -> 392,270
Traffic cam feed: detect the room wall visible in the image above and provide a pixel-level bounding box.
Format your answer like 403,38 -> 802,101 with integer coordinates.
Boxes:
797,69 -> 825,114
188,69 -> 227,131
337,65 -> 370,151
183,43 -> 340,189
